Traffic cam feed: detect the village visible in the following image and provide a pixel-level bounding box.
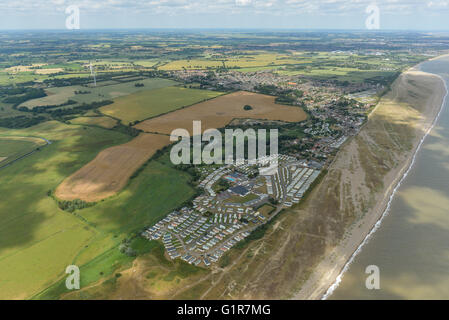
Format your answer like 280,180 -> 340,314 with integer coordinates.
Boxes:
170,67 -> 378,165
142,154 -> 322,267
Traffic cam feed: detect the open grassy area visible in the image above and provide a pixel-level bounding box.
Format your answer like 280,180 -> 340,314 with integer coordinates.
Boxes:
226,193 -> 259,204
73,158 -> 196,233
0,121 -> 132,299
0,71 -> 48,85
257,204 -> 276,216
0,118 -> 197,299
20,78 -> 177,109
100,86 -> 224,125
158,53 -> 309,71
69,116 -> 118,129
0,136 -> 47,166
32,156 -> 196,299
55,133 -> 172,202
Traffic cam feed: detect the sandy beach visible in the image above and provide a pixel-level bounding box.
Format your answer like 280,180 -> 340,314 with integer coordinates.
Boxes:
292,67 -> 447,300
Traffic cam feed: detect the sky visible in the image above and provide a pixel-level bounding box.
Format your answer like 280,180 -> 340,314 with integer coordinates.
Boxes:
1,0 -> 449,30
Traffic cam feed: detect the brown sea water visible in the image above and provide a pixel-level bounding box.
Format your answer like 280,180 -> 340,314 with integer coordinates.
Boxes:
330,56 -> 449,300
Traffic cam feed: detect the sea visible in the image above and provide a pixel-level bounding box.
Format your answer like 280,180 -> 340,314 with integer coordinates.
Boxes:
329,56 -> 449,300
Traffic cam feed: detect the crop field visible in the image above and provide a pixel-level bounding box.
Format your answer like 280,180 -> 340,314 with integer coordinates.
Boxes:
55,133 -> 172,202
277,67 -> 396,83
0,121 -> 132,299
135,91 -> 308,135
69,116 -> 118,129
34,159 -> 196,300
20,86 -> 79,109
133,60 -> 160,68
158,53 -> 310,71
100,86 -> 224,125
0,71 -> 48,85
0,30 -> 437,301
0,136 -> 47,166
20,78 -> 177,109
0,120 -> 196,299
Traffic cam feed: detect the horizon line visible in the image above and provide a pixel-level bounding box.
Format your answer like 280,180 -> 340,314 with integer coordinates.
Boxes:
1,27 -> 449,32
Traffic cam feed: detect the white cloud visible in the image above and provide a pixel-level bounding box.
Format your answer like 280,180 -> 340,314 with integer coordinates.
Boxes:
0,0 -> 449,17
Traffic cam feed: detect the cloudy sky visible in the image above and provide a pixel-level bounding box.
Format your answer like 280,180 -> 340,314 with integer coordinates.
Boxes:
1,0 -> 449,30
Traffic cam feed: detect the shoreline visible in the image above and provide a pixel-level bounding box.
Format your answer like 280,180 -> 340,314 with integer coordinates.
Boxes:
293,59 -> 448,300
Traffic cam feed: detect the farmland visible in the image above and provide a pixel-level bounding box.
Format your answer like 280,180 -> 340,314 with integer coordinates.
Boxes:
0,30 -> 445,301
158,53 -> 308,71
69,116 -> 118,129
135,91 -> 308,135
20,78 -> 177,110
0,120 -> 195,300
55,133 -> 172,202
0,136 -> 47,166
99,86 -> 224,125
0,121 -> 131,299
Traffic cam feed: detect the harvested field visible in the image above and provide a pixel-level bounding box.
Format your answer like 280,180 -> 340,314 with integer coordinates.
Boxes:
55,133 -> 171,202
35,68 -> 64,74
100,86 -> 223,125
69,116 -> 118,129
135,91 -> 307,135
0,157 -> 7,162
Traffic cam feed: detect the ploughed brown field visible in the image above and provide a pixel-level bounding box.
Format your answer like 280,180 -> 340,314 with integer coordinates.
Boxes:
134,91 -> 307,135
55,133 -> 171,202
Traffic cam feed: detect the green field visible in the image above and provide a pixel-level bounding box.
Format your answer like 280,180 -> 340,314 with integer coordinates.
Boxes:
34,241 -> 206,300
31,157 -> 196,300
257,204 -> 276,216
0,71 -> 48,86
69,116 -> 118,129
20,78 -> 177,109
0,119 -> 196,299
0,136 -> 47,166
0,121 -> 132,299
100,86 -> 224,124
226,193 -> 259,204
158,53 -> 309,71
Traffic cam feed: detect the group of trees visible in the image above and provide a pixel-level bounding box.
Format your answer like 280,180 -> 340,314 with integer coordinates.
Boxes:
214,177 -> 231,193
254,84 -> 304,106
3,88 -> 46,107
175,164 -> 202,182
18,99 -> 113,118
0,115 -> 47,128
74,90 -> 91,94
17,99 -> 77,113
56,199 -> 96,213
